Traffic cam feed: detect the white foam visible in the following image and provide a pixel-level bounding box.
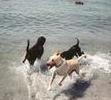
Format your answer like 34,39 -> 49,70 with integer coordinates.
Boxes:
85,53 -> 111,73
11,53 -> 111,100
13,60 -> 51,100
76,53 -> 111,82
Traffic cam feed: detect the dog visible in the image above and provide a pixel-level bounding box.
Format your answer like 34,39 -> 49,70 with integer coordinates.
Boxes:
22,36 -> 46,66
60,38 -> 84,60
47,52 -> 86,90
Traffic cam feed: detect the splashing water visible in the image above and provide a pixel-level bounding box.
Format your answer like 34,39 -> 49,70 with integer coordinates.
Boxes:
13,53 -> 111,100
85,53 -> 111,73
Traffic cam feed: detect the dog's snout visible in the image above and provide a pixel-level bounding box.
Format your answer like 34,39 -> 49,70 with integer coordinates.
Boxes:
46,63 -> 53,69
46,63 -> 50,66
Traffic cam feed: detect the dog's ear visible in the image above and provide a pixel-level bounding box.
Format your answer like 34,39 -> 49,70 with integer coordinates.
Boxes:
54,50 -> 61,55
56,50 -> 61,56
54,52 -> 60,56
56,52 -> 60,56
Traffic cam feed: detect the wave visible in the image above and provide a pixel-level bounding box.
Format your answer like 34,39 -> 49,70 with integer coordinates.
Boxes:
85,53 -> 111,73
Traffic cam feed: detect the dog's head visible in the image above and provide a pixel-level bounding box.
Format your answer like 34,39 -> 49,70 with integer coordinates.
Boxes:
47,52 -> 63,69
37,36 -> 46,46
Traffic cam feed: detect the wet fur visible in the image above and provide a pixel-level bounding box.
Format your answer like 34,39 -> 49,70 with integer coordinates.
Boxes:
22,36 -> 46,66
47,53 -> 86,90
60,38 -> 84,60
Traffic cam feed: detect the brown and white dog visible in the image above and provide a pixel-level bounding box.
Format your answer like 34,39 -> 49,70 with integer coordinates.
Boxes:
47,52 -> 86,90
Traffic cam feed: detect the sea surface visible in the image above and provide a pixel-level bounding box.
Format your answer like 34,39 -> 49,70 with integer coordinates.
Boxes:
0,0 -> 111,100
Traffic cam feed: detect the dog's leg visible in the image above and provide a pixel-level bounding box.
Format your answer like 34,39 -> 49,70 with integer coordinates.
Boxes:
75,67 -> 83,79
75,67 -> 80,76
58,74 -> 67,86
68,70 -> 74,79
48,72 -> 56,91
22,58 -> 26,63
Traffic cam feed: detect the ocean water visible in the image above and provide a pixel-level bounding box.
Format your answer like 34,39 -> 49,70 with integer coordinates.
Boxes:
0,0 -> 111,100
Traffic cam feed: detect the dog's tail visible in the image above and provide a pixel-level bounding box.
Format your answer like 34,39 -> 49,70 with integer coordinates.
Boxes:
26,39 -> 30,52
75,38 -> 79,46
77,54 -> 86,61
22,40 -> 30,63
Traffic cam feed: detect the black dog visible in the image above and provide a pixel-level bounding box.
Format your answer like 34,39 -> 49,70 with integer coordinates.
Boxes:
60,38 -> 84,60
22,36 -> 46,66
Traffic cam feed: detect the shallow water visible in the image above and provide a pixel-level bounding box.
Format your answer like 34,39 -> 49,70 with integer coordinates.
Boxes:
0,0 -> 111,100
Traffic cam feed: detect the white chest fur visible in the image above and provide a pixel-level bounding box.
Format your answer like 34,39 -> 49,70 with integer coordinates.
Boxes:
55,61 -> 69,76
